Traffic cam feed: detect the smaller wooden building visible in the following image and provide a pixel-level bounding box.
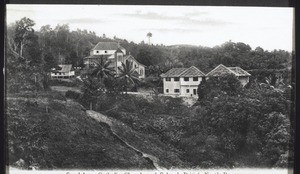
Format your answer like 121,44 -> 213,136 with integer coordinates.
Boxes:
50,64 -> 75,79
206,64 -> 251,87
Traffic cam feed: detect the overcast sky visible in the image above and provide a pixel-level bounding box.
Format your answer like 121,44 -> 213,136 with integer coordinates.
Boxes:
6,5 -> 294,51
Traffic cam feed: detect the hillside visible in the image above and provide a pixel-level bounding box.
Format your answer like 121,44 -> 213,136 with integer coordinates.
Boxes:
6,92 -> 159,169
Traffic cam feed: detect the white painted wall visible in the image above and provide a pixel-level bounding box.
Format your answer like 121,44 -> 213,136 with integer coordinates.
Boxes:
138,66 -> 145,78
91,48 -> 126,55
180,77 -> 202,86
180,86 -> 198,97
163,77 -> 181,95
162,76 -> 203,97
238,76 -> 250,87
50,71 -> 75,78
92,50 -> 116,55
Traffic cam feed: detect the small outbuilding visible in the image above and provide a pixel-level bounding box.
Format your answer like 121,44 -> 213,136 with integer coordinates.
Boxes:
50,64 -> 75,79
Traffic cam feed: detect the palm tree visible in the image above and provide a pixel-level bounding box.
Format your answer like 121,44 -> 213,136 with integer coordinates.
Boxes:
90,56 -> 115,83
117,61 -> 140,94
147,32 -> 152,45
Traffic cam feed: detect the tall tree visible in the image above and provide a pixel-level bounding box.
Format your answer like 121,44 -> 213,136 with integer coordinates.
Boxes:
147,32 -> 152,45
90,57 -> 115,83
117,61 -> 140,94
13,17 -> 35,57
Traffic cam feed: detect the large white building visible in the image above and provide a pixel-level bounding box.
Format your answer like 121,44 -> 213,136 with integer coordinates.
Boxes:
84,42 -> 145,79
160,66 -> 205,97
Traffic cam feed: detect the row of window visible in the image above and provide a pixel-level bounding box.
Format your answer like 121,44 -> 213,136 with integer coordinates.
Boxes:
53,72 -> 64,75
96,50 -> 108,53
166,77 -> 199,82
166,89 -> 179,93
165,88 -> 197,94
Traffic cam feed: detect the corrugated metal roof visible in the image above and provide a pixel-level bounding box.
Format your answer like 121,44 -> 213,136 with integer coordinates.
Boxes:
58,64 -> 73,73
228,67 -> 251,76
160,66 -> 205,77
207,64 -> 251,77
124,55 -> 146,67
180,66 -> 206,77
92,42 -> 125,51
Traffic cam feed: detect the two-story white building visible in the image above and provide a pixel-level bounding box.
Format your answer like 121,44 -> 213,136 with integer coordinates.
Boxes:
84,42 -> 145,79
160,66 -> 205,97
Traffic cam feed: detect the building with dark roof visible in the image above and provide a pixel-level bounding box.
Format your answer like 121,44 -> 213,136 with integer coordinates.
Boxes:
160,66 -> 205,97
206,64 -> 251,86
84,42 -> 145,78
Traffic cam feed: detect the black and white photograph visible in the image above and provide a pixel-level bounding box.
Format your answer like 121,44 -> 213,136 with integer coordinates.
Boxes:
5,4 -> 295,174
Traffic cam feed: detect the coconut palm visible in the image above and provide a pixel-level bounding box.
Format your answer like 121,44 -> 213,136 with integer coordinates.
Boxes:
147,32 -> 152,45
117,61 -> 140,94
90,56 -> 115,83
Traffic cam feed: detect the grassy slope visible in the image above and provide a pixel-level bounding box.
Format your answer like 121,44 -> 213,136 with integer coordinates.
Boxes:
106,112 -> 188,169
6,92 -> 154,169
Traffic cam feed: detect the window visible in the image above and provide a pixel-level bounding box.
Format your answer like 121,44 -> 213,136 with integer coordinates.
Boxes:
166,77 -> 171,81
186,89 -> 190,93
193,77 -> 198,81
174,89 -> 180,93
104,51 -> 107,53
193,89 -> 197,95
184,77 -> 189,81
166,89 -> 169,93
140,69 -> 143,75
96,51 -> 99,53
174,77 -> 180,81
118,55 -> 122,61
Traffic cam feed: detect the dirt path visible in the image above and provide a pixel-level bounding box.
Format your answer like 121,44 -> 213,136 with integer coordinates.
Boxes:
86,110 -> 167,170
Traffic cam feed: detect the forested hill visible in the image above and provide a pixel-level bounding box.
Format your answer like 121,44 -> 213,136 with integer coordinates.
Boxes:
7,17 -> 293,78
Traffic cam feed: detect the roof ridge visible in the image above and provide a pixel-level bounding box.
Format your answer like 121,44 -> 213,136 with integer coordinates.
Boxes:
188,66 -> 206,76
178,68 -> 190,76
226,66 -> 239,76
206,64 -> 223,76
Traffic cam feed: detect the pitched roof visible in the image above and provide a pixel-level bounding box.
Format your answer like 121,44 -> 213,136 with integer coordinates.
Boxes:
180,66 -> 206,77
115,48 -> 124,53
160,66 -> 205,77
58,64 -> 73,73
228,67 -> 251,76
206,64 -> 251,77
124,55 -> 146,67
92,42 -> 125,51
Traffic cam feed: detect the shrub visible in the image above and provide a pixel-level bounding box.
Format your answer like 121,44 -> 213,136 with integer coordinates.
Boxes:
48,79 -> 78,87
65,90 -> 81,100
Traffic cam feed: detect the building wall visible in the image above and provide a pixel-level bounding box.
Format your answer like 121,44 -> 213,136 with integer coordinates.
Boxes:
163,78 -> 181,95
238,76 -> 250,87
50,71 -> 75,78
180,85 -> 199,97
180,77 -> 203,86
163,76 -> 203,97
92,49 -> 126,55
138,65 -> 145,78
92,50 -> 116,55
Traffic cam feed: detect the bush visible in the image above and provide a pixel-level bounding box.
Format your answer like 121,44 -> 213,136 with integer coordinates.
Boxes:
48,79 -> 78,87
65,90 -> 81,100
